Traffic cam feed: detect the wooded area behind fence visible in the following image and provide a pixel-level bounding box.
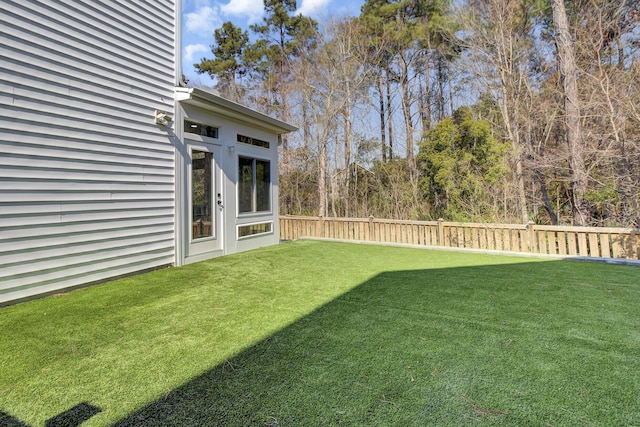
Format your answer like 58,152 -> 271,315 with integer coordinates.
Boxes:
280,216 -> 640,260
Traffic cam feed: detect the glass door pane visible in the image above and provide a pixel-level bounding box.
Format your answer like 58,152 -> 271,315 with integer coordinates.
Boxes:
192,150 -> 213,239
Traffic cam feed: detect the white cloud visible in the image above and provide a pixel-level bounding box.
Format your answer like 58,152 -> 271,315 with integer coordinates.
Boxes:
221,0 -> 264,24
296,0 -> 332,17
184,43 -> 210,62
185,6 -> 222,35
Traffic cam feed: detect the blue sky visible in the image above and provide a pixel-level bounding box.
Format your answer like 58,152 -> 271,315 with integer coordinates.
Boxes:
181,0 -> 364,86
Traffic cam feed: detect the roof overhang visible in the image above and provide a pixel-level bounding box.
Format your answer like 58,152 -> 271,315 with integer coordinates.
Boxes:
175,87 -> 298,135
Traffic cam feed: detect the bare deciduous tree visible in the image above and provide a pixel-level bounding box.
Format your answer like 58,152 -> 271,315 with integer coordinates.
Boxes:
551,0 -> 590,225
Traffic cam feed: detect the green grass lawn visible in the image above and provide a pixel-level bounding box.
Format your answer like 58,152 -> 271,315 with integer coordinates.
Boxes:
1,240 -> 639,426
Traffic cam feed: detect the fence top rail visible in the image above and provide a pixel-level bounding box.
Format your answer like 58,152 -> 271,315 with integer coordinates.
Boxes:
281,216 -> 639,235
284,217 -> 516,230
441,222 -> 527,230
281,216 -> 439,225
367,218 -> 439,226
281,216 -> 528,229
530,224 -> 640,234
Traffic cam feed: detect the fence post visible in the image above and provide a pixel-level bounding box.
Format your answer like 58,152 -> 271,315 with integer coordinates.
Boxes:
526,221 -> 535,253
438,218 -> 444,246
317,216 -> 324,238
368,216 -> 374,241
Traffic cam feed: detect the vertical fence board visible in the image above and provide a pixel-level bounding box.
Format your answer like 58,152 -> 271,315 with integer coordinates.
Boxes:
496,228 -> 509,251
535,230 -> 544,253
588,233 -> 600,257
478,228 -> 486,249
565,233 -> 574,255
557,231 -> 567,255
487,228 -> 495,251
527,224 -> 536,253
547,231 -> 554,254
519,229 -> 528,252
456,227 -> 463,247
600,234 -> 611,258
503,229 -> 511,251
494,229 -> 503,251
578,233 -> 589,256
511,229 -> 519,251
472,228 -> 479,249
549,231 -> 559,255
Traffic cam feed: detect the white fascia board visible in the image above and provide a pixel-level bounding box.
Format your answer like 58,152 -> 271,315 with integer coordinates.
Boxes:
175,87 -> 298,134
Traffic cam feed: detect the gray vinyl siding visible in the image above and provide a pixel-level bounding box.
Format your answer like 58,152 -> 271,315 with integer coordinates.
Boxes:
0,0 -> 177,303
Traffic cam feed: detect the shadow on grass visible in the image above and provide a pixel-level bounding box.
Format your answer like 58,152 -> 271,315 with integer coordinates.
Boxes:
1,403 -> 101,427
112,262 -> 637,426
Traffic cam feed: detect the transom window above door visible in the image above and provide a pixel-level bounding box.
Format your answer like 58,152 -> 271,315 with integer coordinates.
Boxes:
237,134 -> 269,149
185,119 -> 218,139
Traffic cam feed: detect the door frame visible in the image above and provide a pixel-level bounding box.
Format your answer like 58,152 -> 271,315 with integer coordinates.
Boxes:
185,140 -> 224,263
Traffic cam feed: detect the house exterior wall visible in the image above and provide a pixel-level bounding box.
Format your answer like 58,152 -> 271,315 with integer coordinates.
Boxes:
177,100 -> 283,265
228,121 -> 281,255
0,1 -> 178,303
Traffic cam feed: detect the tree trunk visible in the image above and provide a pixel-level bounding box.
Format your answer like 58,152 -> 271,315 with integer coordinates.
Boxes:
535,171 -> 559,225
301,59 -> 310,149
423,45 -> 431,132
344,88 -> 353,217
400,55 -> 415,173
386,69 -> 394,161
499,96 -> 529,223
436,55 -> 446,121
378,72 -> 387,162
551,0 -> 589,225
318,137 -> 327,217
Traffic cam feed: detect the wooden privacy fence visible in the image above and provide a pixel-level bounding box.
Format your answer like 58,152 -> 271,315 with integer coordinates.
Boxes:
279,216 -> 640,260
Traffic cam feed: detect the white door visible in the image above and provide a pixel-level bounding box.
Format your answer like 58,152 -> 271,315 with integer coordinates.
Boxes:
187,143 -> 223,260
